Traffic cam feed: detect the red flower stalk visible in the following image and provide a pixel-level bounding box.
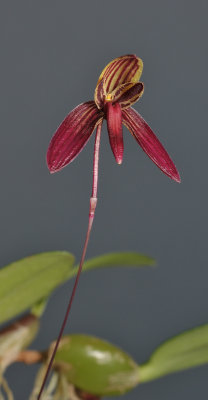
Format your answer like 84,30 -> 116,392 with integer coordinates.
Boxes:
38,55 -> 180,399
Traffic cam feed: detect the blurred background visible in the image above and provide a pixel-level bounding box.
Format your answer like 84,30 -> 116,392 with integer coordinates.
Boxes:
0,0 -> 207,399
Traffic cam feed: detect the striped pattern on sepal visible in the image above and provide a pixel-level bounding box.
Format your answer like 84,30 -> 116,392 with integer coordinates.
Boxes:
95,55 -> 143,96
47,101 -> 103,172
122,107 -> 181,183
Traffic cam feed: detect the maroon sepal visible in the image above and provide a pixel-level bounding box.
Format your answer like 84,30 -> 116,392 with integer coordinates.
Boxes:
122,107 -> 181,182
47,101 -> 103,173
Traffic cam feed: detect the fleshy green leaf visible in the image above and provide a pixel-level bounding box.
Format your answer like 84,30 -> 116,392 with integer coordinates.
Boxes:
55,334 -> 140,396
139,324 -> 208,383
0,252 -> 74,324
70,252 -> 155,278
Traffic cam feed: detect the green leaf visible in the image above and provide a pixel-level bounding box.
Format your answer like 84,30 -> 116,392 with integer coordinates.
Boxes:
0,251 -> 154,324
31,298 -> 48,318
55,334 -> 140,396
0,251 -> 74,324
69,252 -> 155,278
139,324 -> 208,383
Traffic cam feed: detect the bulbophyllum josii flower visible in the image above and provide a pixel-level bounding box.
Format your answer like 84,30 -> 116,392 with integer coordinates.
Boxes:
38,55 -> 180,400
47,54 -> 180,183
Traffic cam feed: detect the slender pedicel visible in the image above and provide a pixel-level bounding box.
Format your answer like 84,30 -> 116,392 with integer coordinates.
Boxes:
37,121 -> 102,399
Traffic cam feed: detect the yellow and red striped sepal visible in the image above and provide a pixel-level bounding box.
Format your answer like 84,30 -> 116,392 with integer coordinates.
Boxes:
94,55 -> 143,109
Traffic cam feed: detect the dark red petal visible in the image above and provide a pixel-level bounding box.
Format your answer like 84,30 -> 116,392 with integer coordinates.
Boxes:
47,101 -> 103,173
122,107 -> 181,182
106,102 -> 124,164
112,82 -> 144,109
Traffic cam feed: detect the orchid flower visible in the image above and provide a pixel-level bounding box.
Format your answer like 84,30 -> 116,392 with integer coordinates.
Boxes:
47,54 -> 180,182
38,55 -> 180,399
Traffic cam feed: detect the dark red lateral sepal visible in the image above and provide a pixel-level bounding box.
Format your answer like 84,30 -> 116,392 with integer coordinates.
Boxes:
122,107 -> 181,182
47,101 -> 103,173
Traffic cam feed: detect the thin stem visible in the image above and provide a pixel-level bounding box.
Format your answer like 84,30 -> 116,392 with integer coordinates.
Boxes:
37,121 -> 102,400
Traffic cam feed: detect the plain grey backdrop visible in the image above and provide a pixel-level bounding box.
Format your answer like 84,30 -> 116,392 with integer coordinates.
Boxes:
0,0 -> 208,399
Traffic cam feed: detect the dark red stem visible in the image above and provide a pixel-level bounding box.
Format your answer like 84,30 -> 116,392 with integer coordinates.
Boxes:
37,121 -> 102,399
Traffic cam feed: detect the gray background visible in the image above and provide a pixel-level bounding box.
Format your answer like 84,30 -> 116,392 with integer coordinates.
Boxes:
0,0 -> 208,399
